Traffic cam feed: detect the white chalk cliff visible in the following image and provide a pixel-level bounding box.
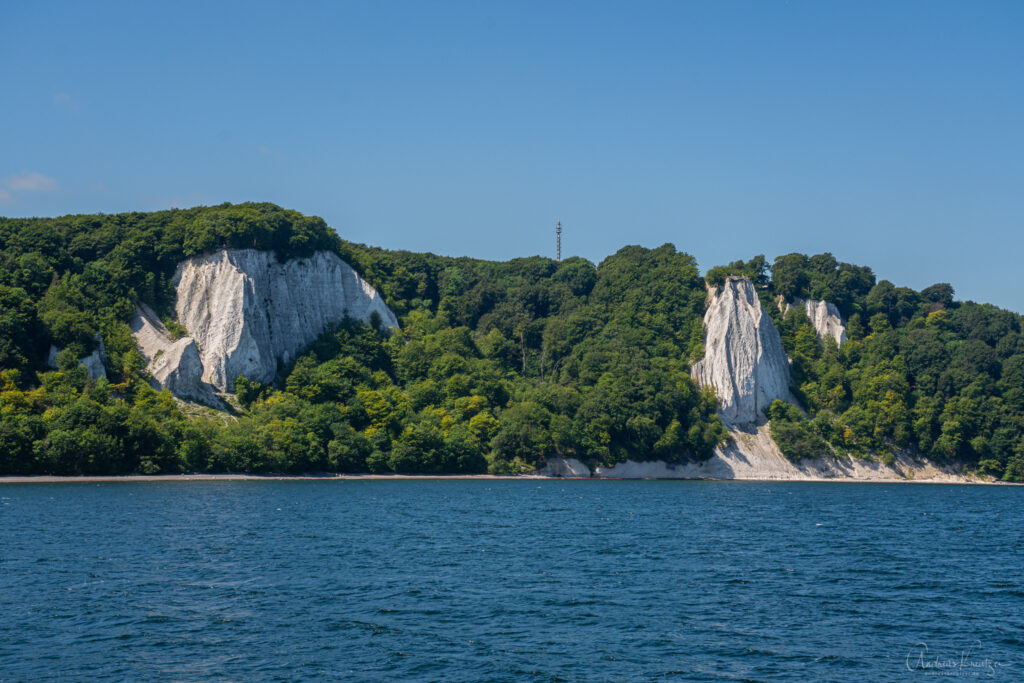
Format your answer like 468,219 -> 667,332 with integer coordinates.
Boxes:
47,333 -> 107,380
691,276 -> 792,425
174,249 -> 398,390
129,249 -> 398,401
781,297 -> 847,346
130,304 -> 218,405
535,457 -> 592,477
803,300 -> 847,346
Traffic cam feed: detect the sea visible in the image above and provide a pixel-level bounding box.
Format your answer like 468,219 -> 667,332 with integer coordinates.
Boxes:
1,479 -> 1021,681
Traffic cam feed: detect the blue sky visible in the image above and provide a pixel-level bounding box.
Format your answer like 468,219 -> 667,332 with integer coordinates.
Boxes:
2,1 -> 1023,311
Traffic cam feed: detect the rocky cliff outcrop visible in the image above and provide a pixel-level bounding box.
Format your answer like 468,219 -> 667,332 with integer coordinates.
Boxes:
804,300 -> 847,346
130,304 -> 218,405
780,297 -> 847,346
536,457 -> 592,477
692,276 -> 791,425
173,249 -> 398,390
128,249 -> 399,402
47,333 -> 107,380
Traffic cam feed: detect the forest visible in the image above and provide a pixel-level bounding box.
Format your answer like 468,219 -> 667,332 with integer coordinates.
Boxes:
1,202 -> 1022,479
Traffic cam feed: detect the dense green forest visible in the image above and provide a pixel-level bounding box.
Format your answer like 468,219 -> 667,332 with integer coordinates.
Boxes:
1,203 -> 1022,479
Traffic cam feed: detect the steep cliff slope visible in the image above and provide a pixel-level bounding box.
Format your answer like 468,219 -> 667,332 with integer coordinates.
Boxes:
692,276 -> 792,425
129,304 -> 218,405
47,334 -> 107,380
781,298 -> 847,346
173,249 -> 398,391
804,299 -> 847,346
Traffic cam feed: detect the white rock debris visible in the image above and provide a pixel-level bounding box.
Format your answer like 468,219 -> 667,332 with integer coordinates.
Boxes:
571,424 -> 978,482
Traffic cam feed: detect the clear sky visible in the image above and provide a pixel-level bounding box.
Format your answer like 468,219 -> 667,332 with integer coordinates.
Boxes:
2,1 -> 1022,312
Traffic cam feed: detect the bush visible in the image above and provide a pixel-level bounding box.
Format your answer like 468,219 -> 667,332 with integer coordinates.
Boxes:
767,400 -> 830,462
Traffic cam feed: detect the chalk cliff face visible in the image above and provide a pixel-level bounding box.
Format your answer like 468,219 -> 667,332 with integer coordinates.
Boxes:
692,276 -> 791,425
803,300 -> 847,346
130,304 -> 218,405
47,333 -> 107,380
173,249 -> 398,391
781,297 -> 847,346
536,457 -> 592,477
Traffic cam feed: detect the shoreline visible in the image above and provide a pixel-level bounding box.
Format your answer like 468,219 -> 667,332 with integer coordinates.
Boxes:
0,473 -> 1015,485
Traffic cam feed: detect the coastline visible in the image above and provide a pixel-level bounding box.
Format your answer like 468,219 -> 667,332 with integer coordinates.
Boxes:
0,473 -> 1014,485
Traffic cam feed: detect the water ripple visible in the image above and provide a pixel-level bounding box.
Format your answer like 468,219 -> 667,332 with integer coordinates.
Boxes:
0,480 -> 1021,681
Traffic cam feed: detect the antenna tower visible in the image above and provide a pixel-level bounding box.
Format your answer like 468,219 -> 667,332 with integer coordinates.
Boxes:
556,220 -> 562,263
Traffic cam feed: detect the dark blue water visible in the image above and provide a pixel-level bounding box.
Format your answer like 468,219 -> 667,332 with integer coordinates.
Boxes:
1,481 -> 1021,681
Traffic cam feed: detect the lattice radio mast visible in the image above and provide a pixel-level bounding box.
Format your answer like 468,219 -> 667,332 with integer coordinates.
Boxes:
556,220 -> 562,263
